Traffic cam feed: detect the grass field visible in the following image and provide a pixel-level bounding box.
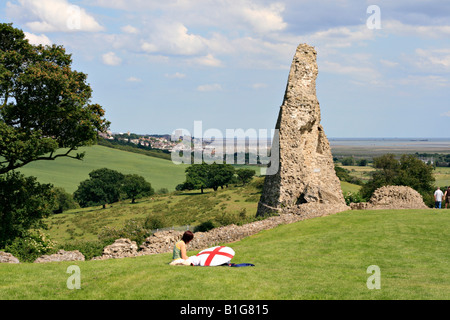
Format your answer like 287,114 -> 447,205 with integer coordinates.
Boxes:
17,145 -> 189,194
1,209 -> 449,300
434,167 -> 450,187
342,165 -> 450,188
16,145 -> 264,194
45,181 -> 263,243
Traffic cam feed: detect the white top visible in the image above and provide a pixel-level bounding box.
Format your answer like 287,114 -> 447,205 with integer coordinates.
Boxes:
435,190 -> 444,202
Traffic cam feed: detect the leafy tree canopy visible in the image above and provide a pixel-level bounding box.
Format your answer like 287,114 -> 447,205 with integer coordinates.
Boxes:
122,174 -> 154,203
0,23 -> 109,174
74,168 -> 125,208
0,172 -> 55,247
178,162 -> 236,193
360,154 -> 435,201
236,168 -> 256,185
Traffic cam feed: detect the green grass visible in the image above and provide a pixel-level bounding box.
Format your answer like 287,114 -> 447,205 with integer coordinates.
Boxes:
340,181 -> 362,194
44,179 -> 358,244
45,181 -> 263,243
434,167 -> 450,187
1,209 -> 449,300
17,145 -> 188,193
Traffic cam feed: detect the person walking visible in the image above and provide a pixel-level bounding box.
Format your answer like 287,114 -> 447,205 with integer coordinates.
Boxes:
444,187 -> 450,209
434,187 -> 444,209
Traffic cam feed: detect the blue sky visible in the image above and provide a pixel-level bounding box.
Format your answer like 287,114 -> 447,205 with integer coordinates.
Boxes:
1,0 -> 450,138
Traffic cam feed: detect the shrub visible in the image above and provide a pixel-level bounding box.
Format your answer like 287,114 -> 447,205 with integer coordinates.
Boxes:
156,188 -> 169,195
98,219 -> 150,245
144,214 -> 168,231
344,192 -> 365,206
58,239 -> 113,261
194,220 -> 216,232
4,230 -> 57,263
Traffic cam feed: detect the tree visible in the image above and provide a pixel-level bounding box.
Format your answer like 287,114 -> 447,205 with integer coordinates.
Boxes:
0,23 -> 109,175
0,23 -> 108,246
236,168 -> 256,185
74,168 -> 124,208
341,157 -> 356,166
122,174 -> 154,203
52,187 -> 78,213
0,172 -> 55,247
357,159 -> 368,166
360,154 -> 435,203
179,163 -> 236,193
184,163 -> 209,193
207,163 -> 235,191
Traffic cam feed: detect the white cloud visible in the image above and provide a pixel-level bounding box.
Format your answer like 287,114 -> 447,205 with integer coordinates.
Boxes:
6,0 -> 104,32
197,83 -> 223,92
415,48 -> 450,70
441,111 -> 450,117
380,59 -> 399,68
397,75 -> 450,88
305,25 -> 376,48
239,2 -> 287,33
165,72 -> 187,79
92,0 -> 287,34
384,20 -> 450,38
24,32 -> 52,46
141,22 -> 207,56
102,52 -> 122,66
252,83 -> 268,89
121,25 -> 139,34
126,77 -> 141,82
189,54 -> 223,67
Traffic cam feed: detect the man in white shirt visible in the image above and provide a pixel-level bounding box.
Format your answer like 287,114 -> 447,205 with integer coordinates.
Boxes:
434,187 -> 444,209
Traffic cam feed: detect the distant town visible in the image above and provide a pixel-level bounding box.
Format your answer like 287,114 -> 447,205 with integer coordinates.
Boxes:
99,130 -> 273,156
99,130 -> 180,152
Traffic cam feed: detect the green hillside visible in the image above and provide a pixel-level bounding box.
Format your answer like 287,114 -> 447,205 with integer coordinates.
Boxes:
1,209 -> 449,300
17,145 -> 189,194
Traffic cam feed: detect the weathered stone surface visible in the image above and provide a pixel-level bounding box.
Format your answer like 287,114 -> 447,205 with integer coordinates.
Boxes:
0,251 -> 20,264
350,186 -> 429,210
34,250 -> 85,263
257,43 -> 349,217
92,238 -> 138,260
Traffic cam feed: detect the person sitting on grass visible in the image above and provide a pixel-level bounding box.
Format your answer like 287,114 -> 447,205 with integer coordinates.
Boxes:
170,231 -> 197,266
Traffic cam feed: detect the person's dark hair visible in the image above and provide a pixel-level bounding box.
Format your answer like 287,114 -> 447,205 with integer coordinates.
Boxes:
182,231 -> 194,244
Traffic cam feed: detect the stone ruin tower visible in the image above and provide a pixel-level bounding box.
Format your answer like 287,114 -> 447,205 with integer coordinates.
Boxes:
257,44 -> 349,218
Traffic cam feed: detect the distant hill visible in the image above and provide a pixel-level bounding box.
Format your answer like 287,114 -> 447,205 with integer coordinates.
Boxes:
18,145 -> 188,194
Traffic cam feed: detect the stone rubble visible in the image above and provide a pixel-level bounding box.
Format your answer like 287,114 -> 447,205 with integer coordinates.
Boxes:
0,251 -> 20,264
350,186 -> 429,210
33,250 -> 85,263
92,238 -> 138,260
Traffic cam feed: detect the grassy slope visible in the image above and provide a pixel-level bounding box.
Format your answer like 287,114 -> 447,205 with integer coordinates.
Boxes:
46,183 -> 262,243
17,145 -> 188,193
1,209 -> 449,300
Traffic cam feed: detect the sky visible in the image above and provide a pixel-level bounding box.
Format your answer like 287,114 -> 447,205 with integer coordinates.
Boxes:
1,0 -> 450,138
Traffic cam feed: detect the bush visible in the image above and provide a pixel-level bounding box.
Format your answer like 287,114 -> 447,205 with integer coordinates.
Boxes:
422,193 -> 436,208
4,230 -> 57,263
156,188 -> 169,195
58,239 -> 113,261
144,214 -> 168,230
98,219 -> 150,245
52,187 -> 78,213
194,220 -> 216,232
344,192 -> 365,206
